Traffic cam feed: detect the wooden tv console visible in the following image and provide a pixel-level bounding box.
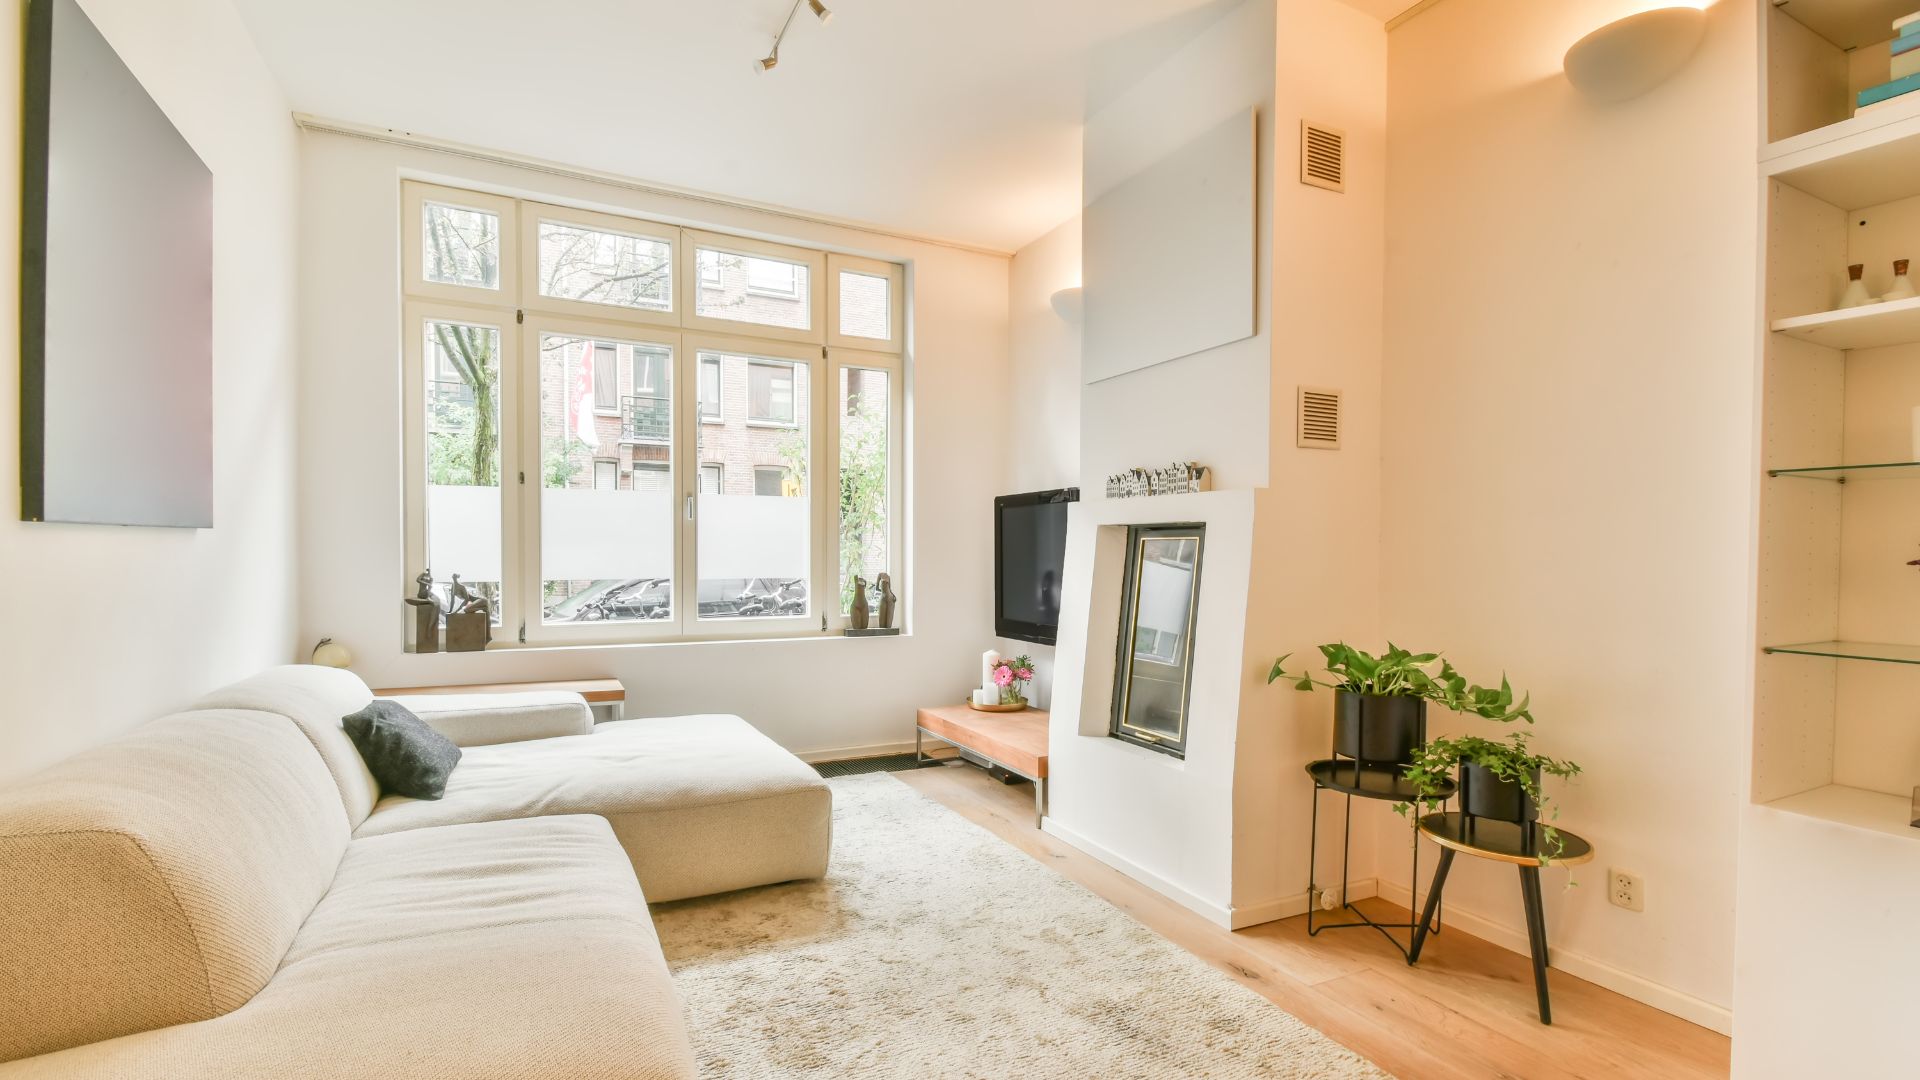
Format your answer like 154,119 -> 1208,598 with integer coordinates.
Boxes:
914,703 -> 1049,827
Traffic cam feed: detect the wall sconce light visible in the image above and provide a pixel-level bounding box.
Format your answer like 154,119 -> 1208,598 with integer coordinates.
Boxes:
1050,286 -> 1084,323
757,0 -> 833,73
1563,4 -> 1707,103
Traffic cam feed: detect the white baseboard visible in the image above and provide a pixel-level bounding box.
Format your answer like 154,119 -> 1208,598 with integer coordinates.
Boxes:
1041,817 -> 1236,929
796,740 -> 919,764
1373,878 -> 1733,1035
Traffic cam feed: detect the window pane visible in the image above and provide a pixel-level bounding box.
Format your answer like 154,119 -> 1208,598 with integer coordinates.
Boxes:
699,357 -> 722,419
838,366 -> 890,613
424,320 -> 502,621
592,344 -> 617,411
748,360 -> 794,423
838,270 -> 890,340
695,247 -> 811,330
537,332 -> 675,625
697,352 -> 810,620
536,220 -> 672,311
422,202 -> 499,289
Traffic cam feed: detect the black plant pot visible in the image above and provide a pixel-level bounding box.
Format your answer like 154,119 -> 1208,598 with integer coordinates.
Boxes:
1331,691 -> 1426,766
1459,761 -> 1540,823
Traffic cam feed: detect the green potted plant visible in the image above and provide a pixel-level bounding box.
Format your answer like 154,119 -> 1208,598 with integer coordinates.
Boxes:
1402,732 -> 1582,863
1268,643 -> 1533,766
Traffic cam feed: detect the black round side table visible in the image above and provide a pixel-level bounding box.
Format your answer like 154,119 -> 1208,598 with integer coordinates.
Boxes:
1409,812 -> 1595,1025
1303,758 -> 1457,962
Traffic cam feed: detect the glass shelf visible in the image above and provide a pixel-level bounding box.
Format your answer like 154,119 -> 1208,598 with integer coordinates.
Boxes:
1763,641 -> 1920,665
1767,461 -> 1920,481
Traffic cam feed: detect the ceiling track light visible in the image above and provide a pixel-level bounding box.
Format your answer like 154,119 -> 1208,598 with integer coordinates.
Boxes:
757,0 -> 831,73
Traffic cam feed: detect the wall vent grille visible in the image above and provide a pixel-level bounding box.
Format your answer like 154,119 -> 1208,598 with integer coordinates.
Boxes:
1301,121 -> 1346,192
1298,386 -> 1341,449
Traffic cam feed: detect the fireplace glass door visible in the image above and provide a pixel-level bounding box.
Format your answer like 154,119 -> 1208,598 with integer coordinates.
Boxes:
1110,524 -> 1204,757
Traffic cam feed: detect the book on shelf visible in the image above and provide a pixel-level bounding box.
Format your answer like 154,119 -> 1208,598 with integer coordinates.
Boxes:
1899,10 -> 1920,33
1896,34 -> 1920,57
1860,72 -> 1920,109
1898,52 -> 1920,82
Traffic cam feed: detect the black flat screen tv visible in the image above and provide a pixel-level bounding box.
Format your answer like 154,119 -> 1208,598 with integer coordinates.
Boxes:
995,488 -> 1078,645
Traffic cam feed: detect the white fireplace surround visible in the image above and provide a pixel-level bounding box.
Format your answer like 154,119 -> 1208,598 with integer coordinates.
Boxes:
1042,489 -> 1256,927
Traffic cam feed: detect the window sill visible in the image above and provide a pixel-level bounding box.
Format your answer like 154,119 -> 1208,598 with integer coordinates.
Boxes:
417,629 -> 911,654
746,419 -> 798,429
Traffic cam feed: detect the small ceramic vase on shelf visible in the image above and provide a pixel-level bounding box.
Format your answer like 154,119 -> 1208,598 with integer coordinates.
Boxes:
1840,263 -> 1875,309
1885,260 -> 1916,303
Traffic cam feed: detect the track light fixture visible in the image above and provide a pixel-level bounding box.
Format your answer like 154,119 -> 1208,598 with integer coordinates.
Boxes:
756,0 -> 831,73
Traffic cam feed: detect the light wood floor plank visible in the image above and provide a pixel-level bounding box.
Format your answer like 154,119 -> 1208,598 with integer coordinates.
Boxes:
891,763 -> 1730,1080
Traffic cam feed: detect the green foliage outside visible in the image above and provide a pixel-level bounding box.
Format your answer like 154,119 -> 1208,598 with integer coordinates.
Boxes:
837,390 -> 888,612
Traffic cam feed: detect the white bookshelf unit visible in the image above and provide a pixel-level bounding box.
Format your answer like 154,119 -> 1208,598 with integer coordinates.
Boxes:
1757,0 -> 1920,835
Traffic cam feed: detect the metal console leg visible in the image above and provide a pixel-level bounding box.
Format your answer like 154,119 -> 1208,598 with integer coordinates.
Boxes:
1034,776 -> 1046,828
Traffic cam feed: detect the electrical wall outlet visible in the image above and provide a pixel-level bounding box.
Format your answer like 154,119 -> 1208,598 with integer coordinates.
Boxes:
1608,868 -> 1645,912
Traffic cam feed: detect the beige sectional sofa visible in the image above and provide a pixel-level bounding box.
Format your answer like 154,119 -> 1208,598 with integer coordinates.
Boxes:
0,665 -> 833,1077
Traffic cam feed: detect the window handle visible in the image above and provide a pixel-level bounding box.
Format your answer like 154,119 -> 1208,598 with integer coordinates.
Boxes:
685,495 -> 694,521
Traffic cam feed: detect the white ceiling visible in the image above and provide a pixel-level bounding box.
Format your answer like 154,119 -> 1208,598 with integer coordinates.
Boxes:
232,0 -> 1245,253
232,0 -> 1412,253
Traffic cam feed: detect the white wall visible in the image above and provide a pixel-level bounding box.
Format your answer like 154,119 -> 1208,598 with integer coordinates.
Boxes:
996,213 -> 1084,709
0,0 -> 301,783
1079,0 -> 1275,493
296,130 -> 1012,760
1379,0 -> 1756,1031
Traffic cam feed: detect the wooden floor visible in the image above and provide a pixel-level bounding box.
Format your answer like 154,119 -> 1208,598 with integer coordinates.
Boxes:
893,761 -> 1730,1080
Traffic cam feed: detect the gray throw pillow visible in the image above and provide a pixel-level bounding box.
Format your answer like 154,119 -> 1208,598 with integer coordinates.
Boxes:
342,699 -> 463,800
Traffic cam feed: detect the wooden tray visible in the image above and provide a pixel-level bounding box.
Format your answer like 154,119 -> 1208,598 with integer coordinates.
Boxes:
967,700 -> 1028,713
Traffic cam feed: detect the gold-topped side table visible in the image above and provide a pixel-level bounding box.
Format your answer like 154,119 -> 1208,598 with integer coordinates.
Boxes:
1409,812 -> 1594,1025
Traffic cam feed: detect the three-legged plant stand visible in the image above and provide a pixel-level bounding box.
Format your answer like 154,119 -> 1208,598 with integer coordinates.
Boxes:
1304,758 -> 1456,962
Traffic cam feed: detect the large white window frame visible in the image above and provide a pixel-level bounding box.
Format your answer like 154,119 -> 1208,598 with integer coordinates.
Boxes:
399,180 -> 906,648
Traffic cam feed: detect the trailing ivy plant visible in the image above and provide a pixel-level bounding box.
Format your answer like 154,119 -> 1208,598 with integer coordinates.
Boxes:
1267,642 -> 1534,724
1399,732 -> 1583,865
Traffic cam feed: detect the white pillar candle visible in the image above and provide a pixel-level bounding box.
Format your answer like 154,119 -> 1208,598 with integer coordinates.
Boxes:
981,650 -> 1002,693
973,688 -> 998,707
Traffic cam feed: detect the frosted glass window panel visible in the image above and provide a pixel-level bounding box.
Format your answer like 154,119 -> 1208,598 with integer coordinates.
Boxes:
838,271 -> 891,340
838,366 -> 891,612
536,332 -> 675,625
1083,108 -> 1254,383
695,248 -> 811,330
423,202 -> 501,290
537,220 -> 671,311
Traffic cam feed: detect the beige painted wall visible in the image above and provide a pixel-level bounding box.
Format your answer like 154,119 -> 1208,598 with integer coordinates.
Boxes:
0,0 -> 302,783
295,130 -> 1013,761
1233,0 -> 1389,922
1380,0 -> 1757,1029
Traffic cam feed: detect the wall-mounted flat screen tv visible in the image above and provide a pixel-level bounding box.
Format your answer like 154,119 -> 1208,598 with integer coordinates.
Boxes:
21,0 -> 213,527
995,488 -> 1078,645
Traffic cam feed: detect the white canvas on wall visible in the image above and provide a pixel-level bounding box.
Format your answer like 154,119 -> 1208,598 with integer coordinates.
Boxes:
1082,108 -> 1255,385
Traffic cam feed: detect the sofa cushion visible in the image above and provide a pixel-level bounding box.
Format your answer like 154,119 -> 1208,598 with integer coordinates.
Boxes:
384,689 -> 594,747
192,664 -> 379,827
0,816 -> 699,1080
342,699 -> 462,799
357,714 -> 833,902
0,709 -> 349,1063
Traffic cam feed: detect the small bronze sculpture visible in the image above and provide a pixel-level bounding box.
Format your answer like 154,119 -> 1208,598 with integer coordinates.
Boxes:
876,573 -> 896,629
850,575 -> 870,630
405,568 -> 440,653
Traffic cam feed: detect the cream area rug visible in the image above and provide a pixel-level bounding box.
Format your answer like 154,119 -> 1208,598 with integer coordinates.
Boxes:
650,773 -> 1390,1079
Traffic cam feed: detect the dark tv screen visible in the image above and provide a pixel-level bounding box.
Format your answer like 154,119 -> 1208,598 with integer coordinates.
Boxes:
995,489 -> 1077,645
